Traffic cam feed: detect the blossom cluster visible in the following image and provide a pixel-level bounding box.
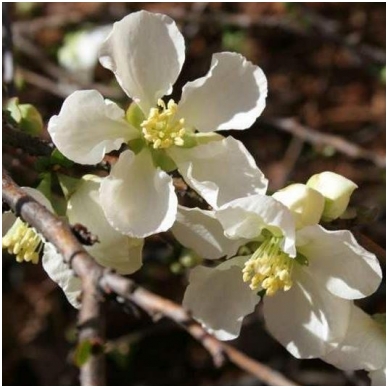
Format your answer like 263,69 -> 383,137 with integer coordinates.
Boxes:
3,11 -> 385,385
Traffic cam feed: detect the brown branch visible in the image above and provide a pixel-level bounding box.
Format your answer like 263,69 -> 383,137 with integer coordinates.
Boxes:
2,168 -> 297,386
3,120 -> 54,156
265,118 -> 386,168
223,343 -> 297,386
3,168 -> 106,385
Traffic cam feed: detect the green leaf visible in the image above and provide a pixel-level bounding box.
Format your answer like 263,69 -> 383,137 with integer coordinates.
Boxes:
6,97 -> 44,136
74,340 -> 93,367
34,156 -> 52,173
57,173 -> 80,200
50,149 -> 74,168
37,172 -> 52,201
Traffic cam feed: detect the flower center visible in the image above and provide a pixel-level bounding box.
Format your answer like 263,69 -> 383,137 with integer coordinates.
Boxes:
141,99 -> 186,149
242,236 -> 294,296
2,218 -> 43,264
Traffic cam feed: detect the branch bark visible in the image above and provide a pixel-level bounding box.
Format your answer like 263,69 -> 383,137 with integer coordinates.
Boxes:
3,168 -> 298,386
3,120 -> 54,156
265,118 -> 386,168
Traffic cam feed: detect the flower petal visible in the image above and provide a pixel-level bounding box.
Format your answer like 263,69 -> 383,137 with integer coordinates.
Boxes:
297,225 -> 382,299
168,136 -> 268,209
171,205 -> 244,259
369,369 -> 386,386
67,176 -> 143,274
99,11 -> 185,113
100,149 -> 177,238
216,194 -> 296,257
263,265 -> 351,359
177,52 -> 267,132
42,243 -> 82,309
322,305 -> 385,372
48,90 -> 138,164
183,256 -> 260,340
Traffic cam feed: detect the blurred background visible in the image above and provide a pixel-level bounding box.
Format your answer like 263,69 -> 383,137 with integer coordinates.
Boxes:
3,2 -> 386,385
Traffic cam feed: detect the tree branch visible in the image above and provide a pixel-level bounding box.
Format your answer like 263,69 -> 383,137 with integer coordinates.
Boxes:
3,120 -> 54,156
264,118 -> 386,168
2,168 -> 298,386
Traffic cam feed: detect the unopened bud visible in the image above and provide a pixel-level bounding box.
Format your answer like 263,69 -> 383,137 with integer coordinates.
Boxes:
273,183 -> 325,229
307,172 -> 357,222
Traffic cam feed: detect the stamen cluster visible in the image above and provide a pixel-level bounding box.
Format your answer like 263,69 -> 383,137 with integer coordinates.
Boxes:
242,236 -> 293,296
141,99 -> 186,149
2,218 -> 42,264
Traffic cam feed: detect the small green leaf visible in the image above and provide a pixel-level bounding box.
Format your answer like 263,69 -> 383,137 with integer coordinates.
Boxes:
57,173 -> 80,200
37,172 -> 52,201
34,156 -> 52,173
50,149 -> 74,168
74,340 -> 93,367
6,97 -> 44,136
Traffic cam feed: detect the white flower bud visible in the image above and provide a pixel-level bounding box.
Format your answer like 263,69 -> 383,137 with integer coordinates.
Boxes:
273,183 -> 325,229
306,172 -> 358,221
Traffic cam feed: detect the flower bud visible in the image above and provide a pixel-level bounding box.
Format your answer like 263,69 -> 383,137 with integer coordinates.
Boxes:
273,183 -> 325,229
306,172 -> 358,221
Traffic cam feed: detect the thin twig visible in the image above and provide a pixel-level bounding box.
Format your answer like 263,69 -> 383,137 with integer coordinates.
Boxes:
223,343 -> 297,386
297,4 -> 386,67
265,118 -> 386,168
3,168 -> 106,386
14,34 -> 123,100
2,3 -> 15,97
3,168 -> 298,386
3,120 -> 54,156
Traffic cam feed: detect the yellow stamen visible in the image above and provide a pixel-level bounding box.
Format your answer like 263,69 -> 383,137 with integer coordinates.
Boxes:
141,99 -> 186,149
242,236 -> 294,295
2,217 -> 42,264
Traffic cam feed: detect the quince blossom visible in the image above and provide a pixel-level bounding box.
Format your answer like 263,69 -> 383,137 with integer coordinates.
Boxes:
2,180 -> 143,308
322,306 -> 386,386
272,183 -> 325,229
307,171 -> 358,221
48,10 -> 268,238
179,193 -> 382,359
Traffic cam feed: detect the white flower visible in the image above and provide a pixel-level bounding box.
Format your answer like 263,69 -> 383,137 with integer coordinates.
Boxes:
272,183 -> 325,229
181,194 -> 382,358
3,180 -> 143,308
58,25 -> 112,83
321,306 -> 386,386
171,205 -> 244,260
48,10 -> 268,238
44,176 -> 143,308
306,171 -> 358,221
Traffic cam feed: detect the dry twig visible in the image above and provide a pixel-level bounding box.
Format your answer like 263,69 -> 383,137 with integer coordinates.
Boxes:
266,118 -> 386,168
3,168 -> 297,386
3,120 -> 54,156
